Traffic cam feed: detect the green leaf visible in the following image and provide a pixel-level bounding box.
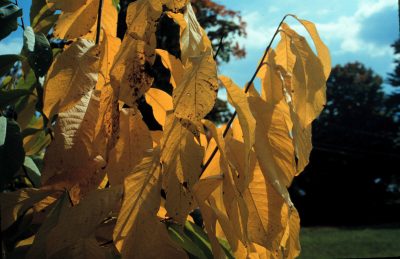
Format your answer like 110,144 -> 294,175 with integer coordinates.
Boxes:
183,221 -> 213,259
0,116 -> 6,146
23,26 -> 53,77
0,54 -> 22,77
23,156 -> 41,187
168,223 -> 208,259
0,89 -> 32,109
0,119 -> 25,189
0,3 -> 22,40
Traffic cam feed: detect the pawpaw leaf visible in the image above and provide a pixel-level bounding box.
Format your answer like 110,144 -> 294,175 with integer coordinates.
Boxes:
23,26 -> 53,77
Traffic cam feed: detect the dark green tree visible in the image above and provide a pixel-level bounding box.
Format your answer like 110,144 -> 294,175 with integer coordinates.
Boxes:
291,62 -> 400,226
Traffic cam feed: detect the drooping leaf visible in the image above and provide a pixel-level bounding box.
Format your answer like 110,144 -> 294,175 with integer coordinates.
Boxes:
42,90 -> 105,200
44,186 -> 123,257
162,0 -> 189,12
23,26 -> 53,77
161,113 -> 204,224
145,88 -> 173,127
168,223 -> 208,259
0,116 -> 6,146
106,107 -> 152,186
110,38 -> 155,106
280,208 -> 301,258
257,49 -> 284,104
0,119 -> 25,189
27,192 -> 71,259
50,238 -> 114,259
0,188 -> 55,231
113,152 -> 188,259
43,38 -> 99,120
0,89 -> 31,109
173,51 -> 218,122
248,87 -> 296,191
23,156 -> 42,187
167,3 -> 210,65
289,15 -> 331,80
156,49 -> 184,88
219,76 -> 256,191
52,0 -> 117,39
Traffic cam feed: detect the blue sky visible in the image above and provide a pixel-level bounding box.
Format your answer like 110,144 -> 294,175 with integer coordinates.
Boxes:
216,0 -> 399,91
1,0 -> 398,92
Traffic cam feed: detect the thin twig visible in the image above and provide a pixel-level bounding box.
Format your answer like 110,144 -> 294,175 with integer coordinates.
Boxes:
200,15 -> 289,175
213,34 -> 225,60
95,0 -> 104,44
14,0 -> 25,30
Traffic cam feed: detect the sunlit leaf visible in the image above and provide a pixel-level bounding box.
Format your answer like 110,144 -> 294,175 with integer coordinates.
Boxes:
106,107 -> 152,186
173,50 -> 218,122
145,88 -> 173,127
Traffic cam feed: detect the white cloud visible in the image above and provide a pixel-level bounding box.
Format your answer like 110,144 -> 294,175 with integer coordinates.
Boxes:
0,38 -> 22,55
356,0 -> 397,18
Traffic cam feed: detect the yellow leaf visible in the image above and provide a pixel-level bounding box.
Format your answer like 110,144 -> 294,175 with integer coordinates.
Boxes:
248,88 -> 296,189
279,23 -> 327,174
219,76 -> 256,191
52,0 -> 117,40
289,15 -> 331,80
43,39 -> 99,120
145,88 -> 173,127
0,188 -> 56,231
125,0 -> 162,41
173,51 -> 218,122
26,192 -> 71,259
156,49 -> 185,87
162,0 -> 189,12
50,238 -> 113,259
280,208 -> 301,258
45,187 -> 123,257
167,3 -> 211,65
110,38 -> 155,106
42,90 -> 106,200
106,108 -> 153,186
113,153 -> 188,259
282,23 -> 326,128
256,49 -> 284,104
161,113 -> 204,224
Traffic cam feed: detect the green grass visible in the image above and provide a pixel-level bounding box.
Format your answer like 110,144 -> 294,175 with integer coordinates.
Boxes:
299,226 -> 400,258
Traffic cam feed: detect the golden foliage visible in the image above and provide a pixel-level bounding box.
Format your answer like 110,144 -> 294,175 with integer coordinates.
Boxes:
1,2 -> 330,258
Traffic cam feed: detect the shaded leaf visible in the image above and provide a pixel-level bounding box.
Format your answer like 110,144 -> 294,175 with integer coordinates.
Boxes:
0,89 -> 31,109
113,152 -> 188,259
43,38 -> 99,120
0,188 -> 55,230
24,156 -> 42,187
45,187 -> 123,257
0,119 -> 25,188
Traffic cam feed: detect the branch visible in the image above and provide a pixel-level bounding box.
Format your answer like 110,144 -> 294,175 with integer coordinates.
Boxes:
213,34 -> 225,60
200,14 -> 289,175
95,0 -> 104,44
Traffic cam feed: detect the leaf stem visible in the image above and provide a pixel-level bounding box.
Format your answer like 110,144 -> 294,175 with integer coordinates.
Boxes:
14,0 -> 25,30
200,14 -> 289,175
95,0 -> 104,44
213,34 -> 225,60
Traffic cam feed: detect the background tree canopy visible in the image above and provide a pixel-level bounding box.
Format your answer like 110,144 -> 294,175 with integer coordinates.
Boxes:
290,61 -> 400,226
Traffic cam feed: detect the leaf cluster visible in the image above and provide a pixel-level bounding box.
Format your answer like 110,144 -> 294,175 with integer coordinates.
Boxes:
0,1 -> 330,258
